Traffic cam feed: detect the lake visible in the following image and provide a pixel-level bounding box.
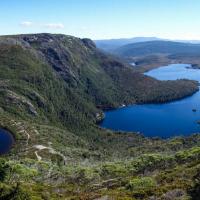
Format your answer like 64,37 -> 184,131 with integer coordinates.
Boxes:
100,64 -> 200,138
0,128 -> 14,154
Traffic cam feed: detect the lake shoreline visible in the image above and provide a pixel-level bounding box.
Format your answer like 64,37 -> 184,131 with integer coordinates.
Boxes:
99,84 -> 199,112
100,64 -> 200,138
98,63 -> 199,112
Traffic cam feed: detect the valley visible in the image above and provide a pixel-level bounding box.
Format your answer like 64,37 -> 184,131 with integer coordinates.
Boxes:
2,1 -> 200,199
0,34 -> 200,199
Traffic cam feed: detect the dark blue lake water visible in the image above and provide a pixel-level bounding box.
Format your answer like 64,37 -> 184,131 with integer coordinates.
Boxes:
100,64 -> 200,138
0,129 -> 14,154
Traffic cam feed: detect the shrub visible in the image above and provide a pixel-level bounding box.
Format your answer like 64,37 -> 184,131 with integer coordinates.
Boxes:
126,177 -> 156,191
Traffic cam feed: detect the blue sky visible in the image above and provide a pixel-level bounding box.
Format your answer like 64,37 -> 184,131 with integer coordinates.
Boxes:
1,0 -> 200,39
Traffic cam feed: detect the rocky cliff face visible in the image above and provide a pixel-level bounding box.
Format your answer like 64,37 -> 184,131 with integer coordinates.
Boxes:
6,34 -> 95,83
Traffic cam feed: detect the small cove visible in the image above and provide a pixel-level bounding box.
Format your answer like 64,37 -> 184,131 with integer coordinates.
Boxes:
0,128 -> 14,154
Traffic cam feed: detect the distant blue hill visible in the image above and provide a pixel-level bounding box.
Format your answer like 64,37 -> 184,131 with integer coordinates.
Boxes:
94,37 -> 163,51
114,40 -> 200,57
94,37 -> 200,52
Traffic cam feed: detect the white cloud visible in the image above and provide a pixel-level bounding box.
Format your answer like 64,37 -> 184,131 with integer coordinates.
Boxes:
20,21 -> 33,27
19,21 -> 65,30
43,23 -> 64,29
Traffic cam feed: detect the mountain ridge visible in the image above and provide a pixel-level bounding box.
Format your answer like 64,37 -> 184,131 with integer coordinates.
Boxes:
95,36 -> 163,51
114,40 -> 200,57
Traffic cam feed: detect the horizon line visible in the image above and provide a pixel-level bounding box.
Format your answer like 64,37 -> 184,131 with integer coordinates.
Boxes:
1,32 -> 200,42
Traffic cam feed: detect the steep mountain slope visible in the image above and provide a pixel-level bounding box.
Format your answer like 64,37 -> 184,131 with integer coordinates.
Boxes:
0,34 -> 199,199
0,34 -> 198,118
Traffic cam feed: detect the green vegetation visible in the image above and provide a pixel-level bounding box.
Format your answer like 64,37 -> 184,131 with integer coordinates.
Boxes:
0,33 -> 199,199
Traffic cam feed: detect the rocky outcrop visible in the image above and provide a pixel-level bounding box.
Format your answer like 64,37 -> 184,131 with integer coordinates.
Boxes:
3,89 -> 37,115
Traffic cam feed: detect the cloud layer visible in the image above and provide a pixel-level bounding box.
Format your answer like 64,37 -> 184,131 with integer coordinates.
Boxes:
19,21 -> 64,29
